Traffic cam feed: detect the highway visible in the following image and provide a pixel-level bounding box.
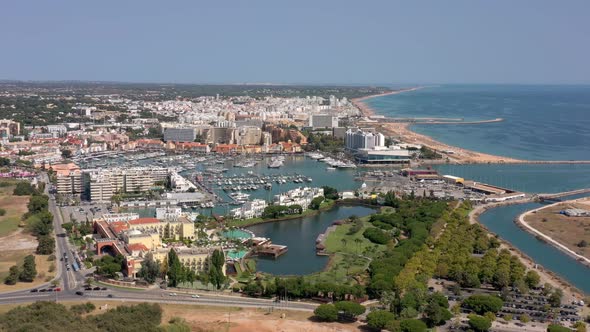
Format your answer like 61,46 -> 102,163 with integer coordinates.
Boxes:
0,173 -> 317,312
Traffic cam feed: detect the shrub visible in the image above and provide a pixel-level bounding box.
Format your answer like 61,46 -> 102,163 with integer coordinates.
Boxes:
468,314 -> 492,332
400,318 -> 428,332
363,227 -> 391,244
314,304 -> 338,322
0,208 -> 5,216
463,294 -> 504,314
366,310 -> 395,330
547,324 -> 573,332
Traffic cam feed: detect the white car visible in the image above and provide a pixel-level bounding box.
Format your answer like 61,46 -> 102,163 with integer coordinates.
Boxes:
191,294 -> 200,298
169,293 -> 177,296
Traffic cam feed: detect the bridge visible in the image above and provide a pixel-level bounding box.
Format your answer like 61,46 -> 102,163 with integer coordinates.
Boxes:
535,188 -> 590,202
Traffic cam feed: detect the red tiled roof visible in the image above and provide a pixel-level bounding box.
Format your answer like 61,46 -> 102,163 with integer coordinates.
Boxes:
128,217 -> 160,225
109,221 -> 129,234
127,243 -> 149,252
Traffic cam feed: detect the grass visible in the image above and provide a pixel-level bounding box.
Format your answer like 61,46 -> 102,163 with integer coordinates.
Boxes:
0,183 -> 30,237
307,219 -> 388,284
0,253 -> 56,292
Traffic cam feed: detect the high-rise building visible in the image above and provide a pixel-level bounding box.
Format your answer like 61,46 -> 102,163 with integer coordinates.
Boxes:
163,127 -> 197,142
309,114 -> 339,129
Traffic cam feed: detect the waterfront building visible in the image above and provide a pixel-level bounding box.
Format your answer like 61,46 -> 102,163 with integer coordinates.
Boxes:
163,126 -> 197,142
170,172 -> 197,192
354,147 -> 410,164
345,128 -> 385,151
231,199 -> 267,219
101,213 -> 140,223
273,187 -> 324,211
235,126 -> 262,145
156,207 -> 182,220
309,114 -> 339,129
87,167 -> 170,202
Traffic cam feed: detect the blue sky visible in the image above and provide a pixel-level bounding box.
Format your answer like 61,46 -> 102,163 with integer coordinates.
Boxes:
1,1 -> 589,84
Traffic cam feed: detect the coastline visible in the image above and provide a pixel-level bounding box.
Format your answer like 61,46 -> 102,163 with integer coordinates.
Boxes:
353,88 -> 526,164
469,201 -> 588,298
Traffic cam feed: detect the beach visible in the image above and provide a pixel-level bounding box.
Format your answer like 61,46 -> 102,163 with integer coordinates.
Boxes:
352,88 -> 525,164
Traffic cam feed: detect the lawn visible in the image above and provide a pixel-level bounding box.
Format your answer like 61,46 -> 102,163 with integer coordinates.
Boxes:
307,219 -> 388,284
0,182 -> 30,237
0,253 -> 56,292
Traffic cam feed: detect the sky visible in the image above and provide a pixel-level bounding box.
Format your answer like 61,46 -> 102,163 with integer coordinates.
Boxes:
1,0 -> 589,85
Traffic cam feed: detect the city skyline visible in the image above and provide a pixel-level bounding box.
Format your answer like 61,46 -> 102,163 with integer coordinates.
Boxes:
1,0 -> 589,85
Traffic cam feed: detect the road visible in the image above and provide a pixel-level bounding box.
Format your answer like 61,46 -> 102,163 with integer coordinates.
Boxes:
0,173 -> 317,312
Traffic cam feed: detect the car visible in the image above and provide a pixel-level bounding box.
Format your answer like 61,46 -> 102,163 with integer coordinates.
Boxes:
84,287 -> 92,291
93,287 -> 101,291
66,267 -> 70,271
169,293 -> 177,296
100,287 -> 107,291
54,287 -> 61,292
75,291 -> 84,296
39,289 -> 47,292
30,289 -> 38,293
191,294 -> 200,298
107,294 -> 114,298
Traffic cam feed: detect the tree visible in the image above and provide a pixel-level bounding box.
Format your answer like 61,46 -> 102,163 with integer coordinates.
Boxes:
167,249 -> 183,287
549,289 -> 564,307
4,265 -> 20,285
577,240 -> 588,248
334,301 -> 365,320
314,304 -> 338,322
321,186 -> 339,200
573,322 -> 587,332
13,182 -> 35,196
520,314 -> 531,323
547,324 -> 573,332
468,314 -> 492,332
463,295 -> 504,314
366,310 -> 395,330
525,270 -> 541,288
208,249 -> 225,289
19,255 -> 37,282
309,196 -> 325,210
27,195 -> 49,214
399,319 -> 428,332
138,253 -> 160,284
424,301 -> 452,327
37,235 -> 55,255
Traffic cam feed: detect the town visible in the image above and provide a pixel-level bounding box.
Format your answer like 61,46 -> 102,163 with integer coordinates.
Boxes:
0,82 -> 586,332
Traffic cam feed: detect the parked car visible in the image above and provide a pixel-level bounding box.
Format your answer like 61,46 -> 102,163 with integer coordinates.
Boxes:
75,291 -> 84,296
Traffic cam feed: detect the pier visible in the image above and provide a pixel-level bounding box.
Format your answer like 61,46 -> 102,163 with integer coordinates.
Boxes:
536,188 -> 590,202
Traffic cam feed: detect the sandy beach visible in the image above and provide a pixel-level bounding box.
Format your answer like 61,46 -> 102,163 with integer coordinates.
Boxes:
352,88 -> 525,164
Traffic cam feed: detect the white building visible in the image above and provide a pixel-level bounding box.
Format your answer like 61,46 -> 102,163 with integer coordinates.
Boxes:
309,114 -> 339,129
170,172 -> 197,192
156,207 -> 182,221
273,187 -> 324,211
231,199 -> 267,219
346,129 -> 385,151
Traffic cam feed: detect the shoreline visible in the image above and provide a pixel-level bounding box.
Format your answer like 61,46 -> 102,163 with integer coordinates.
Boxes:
353,88 -> 525,164
516,198 -> 590,267
469,201 -> 588,298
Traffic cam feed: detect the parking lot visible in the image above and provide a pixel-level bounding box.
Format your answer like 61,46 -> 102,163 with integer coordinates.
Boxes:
60,203 -> 110,224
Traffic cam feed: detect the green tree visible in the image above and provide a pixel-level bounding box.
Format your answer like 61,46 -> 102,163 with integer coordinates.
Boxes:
19,255 -> 37,282
468,314 -> 492,332
334,301 -> 365,320
366,310 -> 395,330
27,195 -> 49,214
61,149 -> 72,159
525,270 -> 541,288
321,186 -> 339,200
314,304 -> 338,322
309,196 -> 325,210
463,295 -> 504,314
520,314 -> 531,323
36,235 -> 55,255
167,249 -> 183,287
547,324 -> 572,332
4,265 -> 20,285
399,318 -> 428,332
138,253 -> 160,284
208,249 -> 225,289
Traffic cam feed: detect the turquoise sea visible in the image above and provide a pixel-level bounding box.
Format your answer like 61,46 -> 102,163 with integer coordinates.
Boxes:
367,85 -> 590,161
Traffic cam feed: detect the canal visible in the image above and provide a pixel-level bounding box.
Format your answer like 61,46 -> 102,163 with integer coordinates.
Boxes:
479,194 -> 590,294
246,205 -> 376,275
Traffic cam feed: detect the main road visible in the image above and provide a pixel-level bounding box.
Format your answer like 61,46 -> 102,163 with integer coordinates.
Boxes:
0,173 -> 317,312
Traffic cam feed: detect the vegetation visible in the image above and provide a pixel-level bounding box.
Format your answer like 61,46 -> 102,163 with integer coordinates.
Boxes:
304,133 -> 344,153
19,254 -> 37,282
462,295 -> 504,314
399,319 -> 428,332
309,196 -> 325,210
366,310 -> 395,330
138,253 -> 160,284
468,314 -> 492,332
314,303 -> 338,322
13,182 -> 36,196
95,254 -> 125,278
362,227 -> 391,244
208,249 -> 226,289
322,186 -> 339,200
547,325 -> 573,332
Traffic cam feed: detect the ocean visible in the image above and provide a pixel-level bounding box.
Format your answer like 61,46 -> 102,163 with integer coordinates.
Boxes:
366,85 -> 590,161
